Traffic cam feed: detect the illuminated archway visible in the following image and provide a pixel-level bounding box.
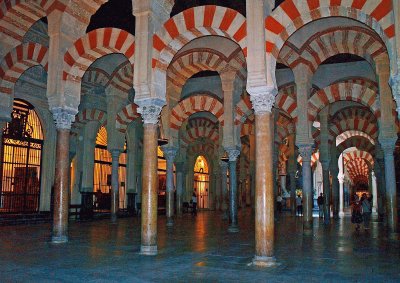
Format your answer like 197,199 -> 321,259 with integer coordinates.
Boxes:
93,126 -> 127,210
1,99 -> 44,213
193,156 -> 209,209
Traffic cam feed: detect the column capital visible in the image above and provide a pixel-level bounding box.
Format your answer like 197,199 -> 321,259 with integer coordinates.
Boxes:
162,146 -> 177,162
298,144 -> 313,162
379,137 -> 397,155
248,86 -> 277,115
110,149 -> 122,159
136,98 -> 165,125
52,108 -> 77,130
225,148 -> 240,161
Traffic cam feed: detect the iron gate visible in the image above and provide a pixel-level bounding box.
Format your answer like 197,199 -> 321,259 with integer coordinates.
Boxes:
0,100 -> 43,213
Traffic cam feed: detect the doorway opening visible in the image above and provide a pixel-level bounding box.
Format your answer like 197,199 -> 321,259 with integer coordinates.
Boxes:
0,99 -> 43,213
193,156 -> 209,209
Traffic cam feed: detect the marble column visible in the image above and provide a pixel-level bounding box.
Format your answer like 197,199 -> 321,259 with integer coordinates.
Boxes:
371,170 -> 378,215
280,175 -> 287,197
110,150 -> 121,223
289,171 -> 297,215
338,174 -> 345,218
175,162 -> 184,216
227,148 -> 240,233
215,171 -> 222,210
250,92 -> 276,266
299,144 -> 314,234
220,160 -> 228,219
162,147 -> 177,226
137,102 -> 164,256
380,138 -> 398,234
321,161 -> 331,224
51,109 -> 75,243
375,158 -> 386,220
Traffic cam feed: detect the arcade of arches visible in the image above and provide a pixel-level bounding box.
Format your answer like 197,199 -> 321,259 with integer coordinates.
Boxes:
1,0 -> 400,272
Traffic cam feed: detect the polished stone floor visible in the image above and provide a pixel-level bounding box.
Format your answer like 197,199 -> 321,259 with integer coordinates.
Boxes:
1,209 -> 399,282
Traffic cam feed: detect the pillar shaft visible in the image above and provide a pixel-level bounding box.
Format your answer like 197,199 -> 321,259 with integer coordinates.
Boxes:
299,145 -> 313,234
227,149 -> 240,233
140,124 -> 159,255
338,175 -> 345,217
322,165 -> 330,224
175,163 -> 184,216
289,172 -> 296,215
254,112 -> 274,260
381,141 -> 398,234
52,129 -> 71,243
163,147 -> 177,226
220,161 -> 228,219
110,150 -> 120,223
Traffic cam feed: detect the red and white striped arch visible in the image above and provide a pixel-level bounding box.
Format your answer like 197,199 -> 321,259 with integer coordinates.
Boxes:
168,49 -> 246,90
188,142 -> 216,156
278,27 -> 387,73
108,62 -> 133,94
336,130 -> 375,147
0,42 -> 48,97
329,108 -> 378,143
72,108 -> 107,133
181,125 -> 219,146
63,28 -> 134,83
275,84 -> 298,120
81,68 -> 110,95
240,121 -> 254,137
337,136 -> 375,156
345,158 -> 370,184
115,103 -> 140,133
344,150 -> 374,168
170,95 -> 224,130
153,5 -> 247,73
265,1 -> 395,64
0,1 -> 46,51
234,94 -> 253,125
308,82 -> 379,121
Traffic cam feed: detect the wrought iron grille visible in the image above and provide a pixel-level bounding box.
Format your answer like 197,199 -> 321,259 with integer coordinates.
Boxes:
0,100 -> 43,213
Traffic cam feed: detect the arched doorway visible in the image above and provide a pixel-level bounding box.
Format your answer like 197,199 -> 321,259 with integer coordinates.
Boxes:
0,99 -> 44,213
93,126 -> 127,211
193,156 -> 209,209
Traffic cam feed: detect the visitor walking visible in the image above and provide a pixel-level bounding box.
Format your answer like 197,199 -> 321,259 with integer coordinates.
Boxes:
361,193 -> 372,230
317,193 -> 324,218
351,195 -> 363,231
191,192 -> 197,216
296,194 -> 303,216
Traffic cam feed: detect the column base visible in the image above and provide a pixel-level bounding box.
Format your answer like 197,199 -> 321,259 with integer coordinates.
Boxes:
51,235 -> 68,244
228,225 -> 239,233
166,217 -> 174,227
251,256 -> 277,267
140,245 -> 158,256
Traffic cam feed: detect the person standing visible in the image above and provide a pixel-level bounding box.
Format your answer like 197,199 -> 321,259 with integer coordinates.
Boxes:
317,193 -> 324,218
361,193 -> 372,230
191,192 -> 197,216
296,194 -> 303,216
351,195 -> 363,231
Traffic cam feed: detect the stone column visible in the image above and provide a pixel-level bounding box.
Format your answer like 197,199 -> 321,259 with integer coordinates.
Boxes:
298,144 -> 314,234
289,170 -> 297,215
175,162 -> 184,216
226,148 -> 240,233
321,161 -> 331,224
250,91 -> 276,266
110,149 -> 121,223
214,171 -> 222,210
249,134 -> 256,209
371,170 -> 378,215
330,153 -> 340,219
51,109 -> 75,243
375,156 -> 386,220
380,138 -> 398,234
137,101 -> 164,256
338,174 -> 345,218
220,160 -> 229,219
162,147 -> 177,226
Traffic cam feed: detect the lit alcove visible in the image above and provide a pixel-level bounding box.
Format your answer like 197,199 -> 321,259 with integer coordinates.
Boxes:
193,156 -> 209,209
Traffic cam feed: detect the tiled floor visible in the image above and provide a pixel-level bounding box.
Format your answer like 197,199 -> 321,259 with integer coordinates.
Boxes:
1,209 -> 399,282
